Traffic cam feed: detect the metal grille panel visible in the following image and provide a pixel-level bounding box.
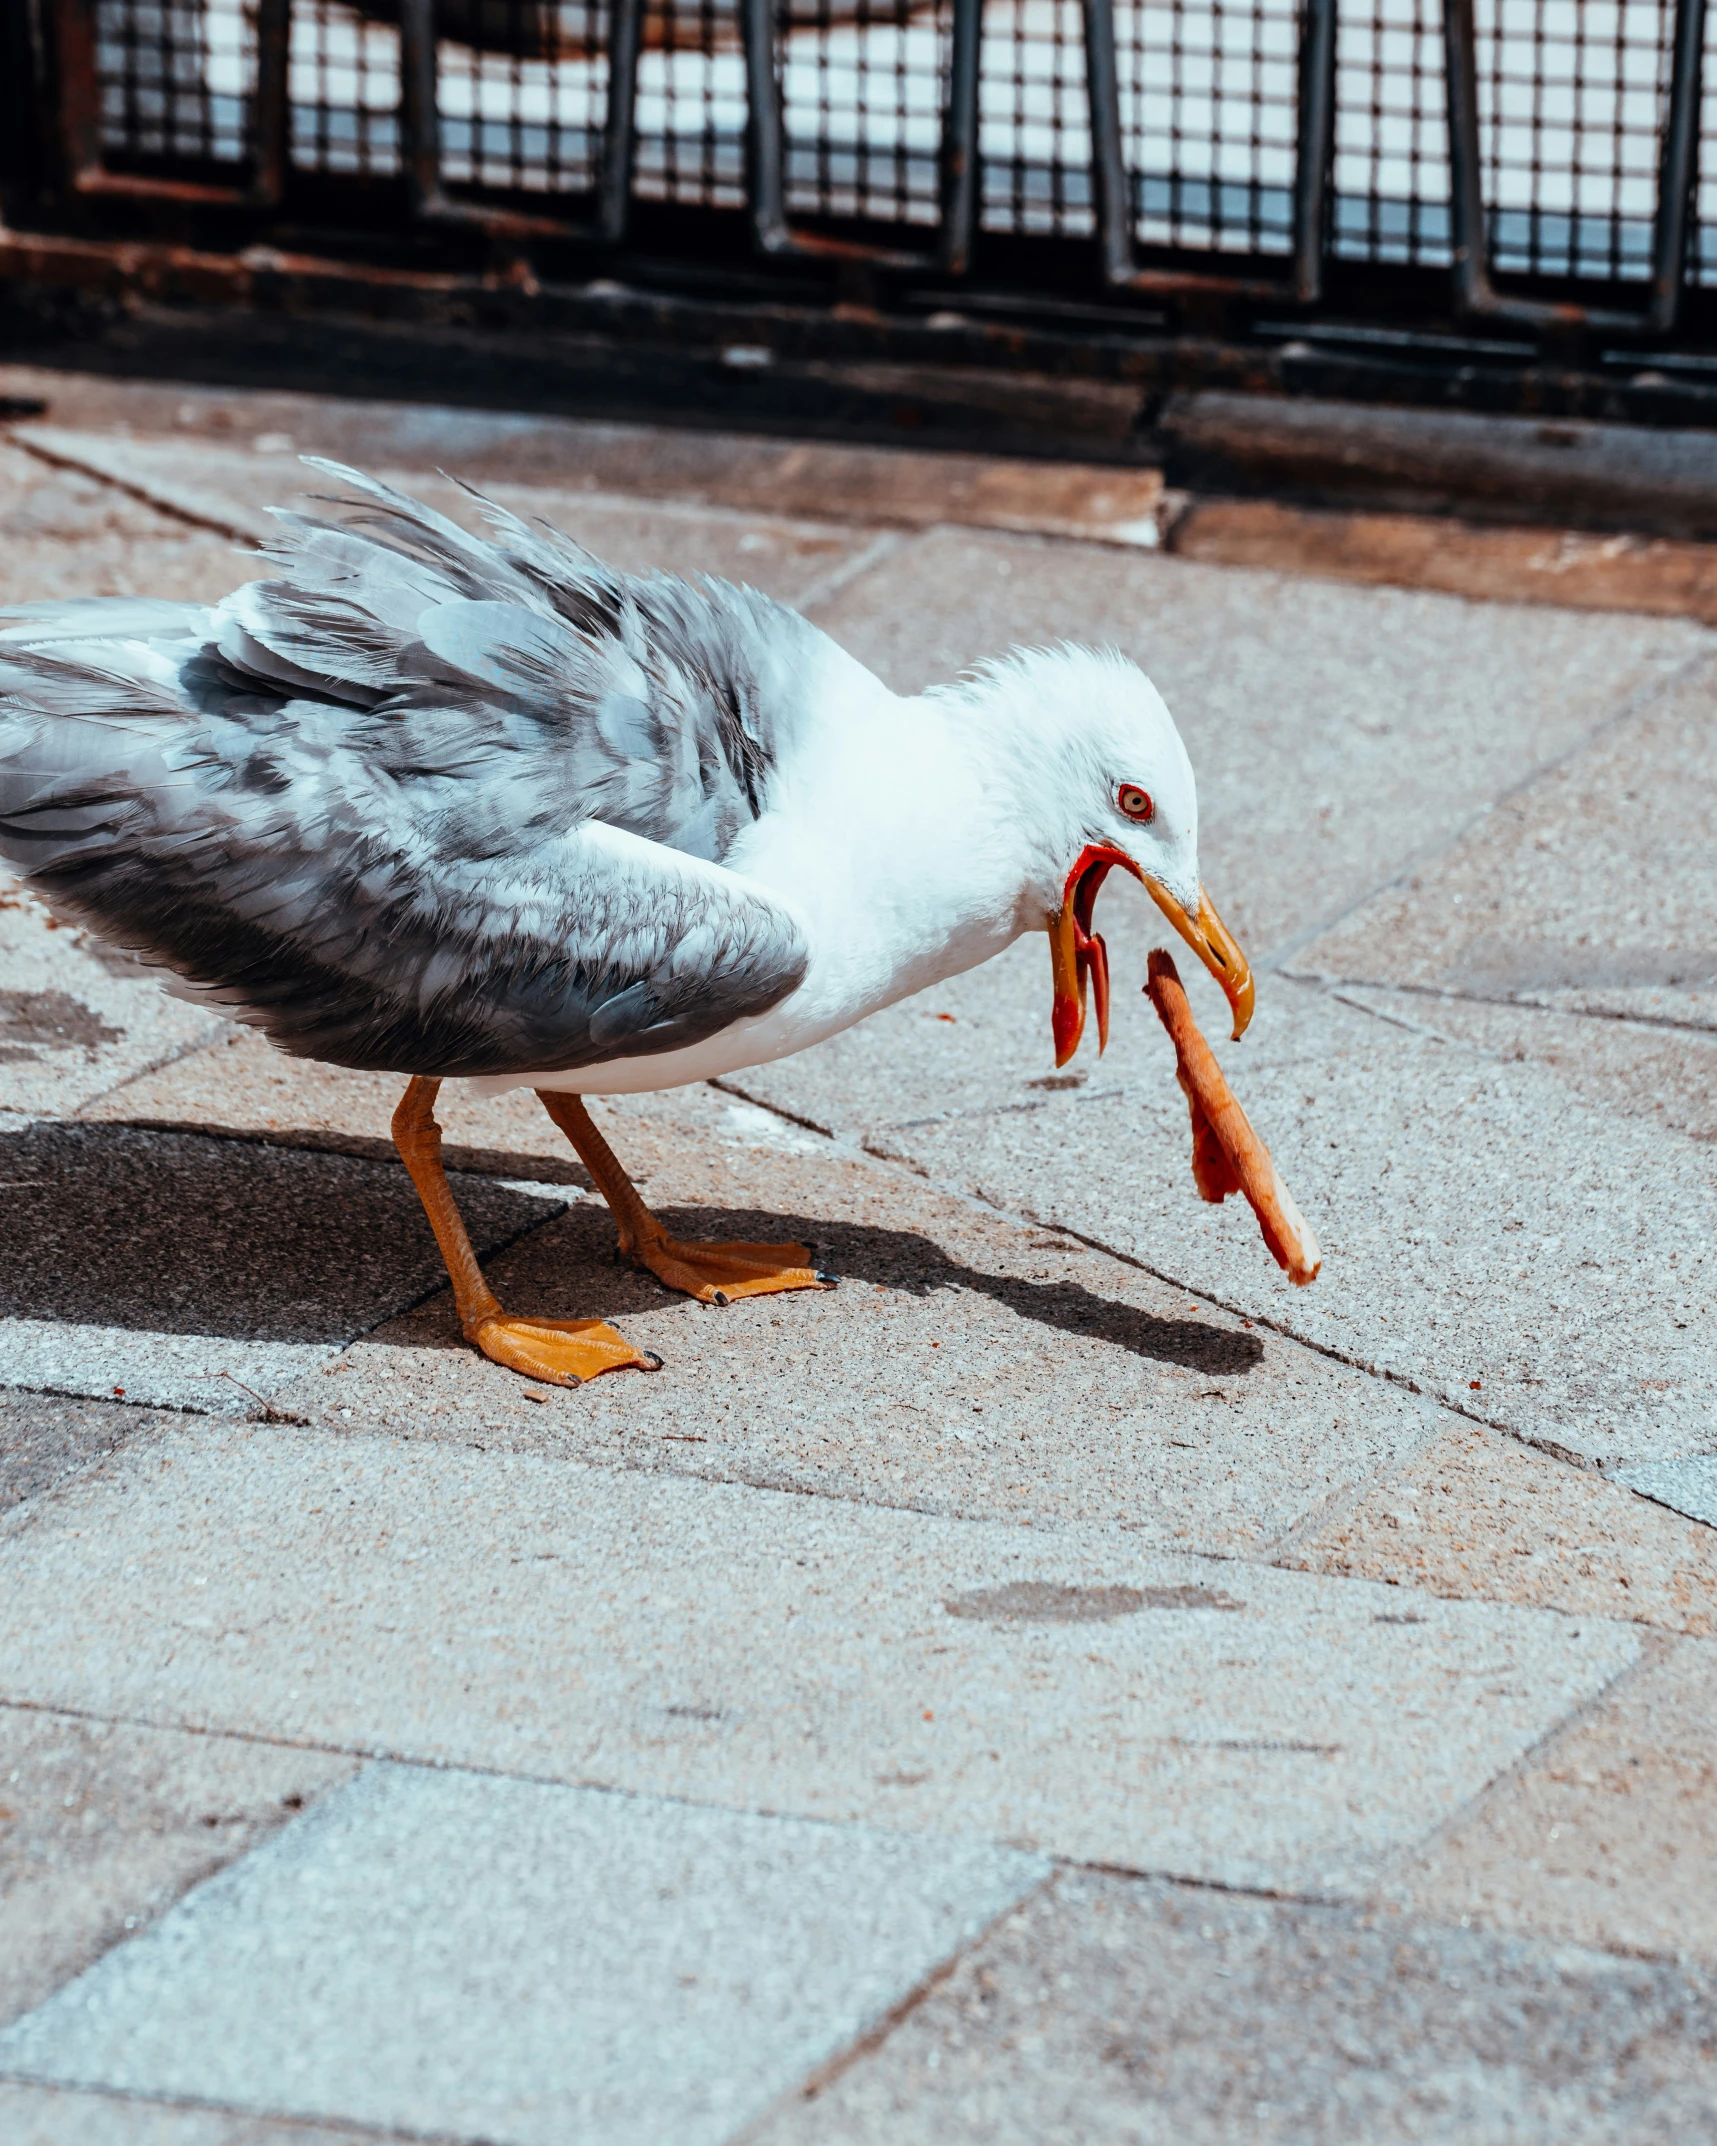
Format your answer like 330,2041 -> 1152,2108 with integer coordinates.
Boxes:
435,3 -> 607,193
979,0 -> 1093,235
782,0 -> 949,227
1122,0 -> 1300,255
1477,0 -> 1672,282
98,0 -> 256,164
289,0 -> 401,174
632,0 -> 747,207
1333,0 -> 1451,265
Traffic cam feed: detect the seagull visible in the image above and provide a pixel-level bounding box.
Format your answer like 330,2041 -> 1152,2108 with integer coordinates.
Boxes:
0,463 -> 1251,1385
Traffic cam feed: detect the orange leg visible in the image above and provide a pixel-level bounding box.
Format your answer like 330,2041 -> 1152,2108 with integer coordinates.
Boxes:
392,1076 -> 656,1385
536,1089 -> 835,1307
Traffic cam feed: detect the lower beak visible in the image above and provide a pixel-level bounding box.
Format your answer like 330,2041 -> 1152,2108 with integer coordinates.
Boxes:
1050,855 -> 1253,1065
1144,881 -> 1254,1040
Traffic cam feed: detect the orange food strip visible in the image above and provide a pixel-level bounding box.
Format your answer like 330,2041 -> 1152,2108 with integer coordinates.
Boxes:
1145,949 -> 1321,1288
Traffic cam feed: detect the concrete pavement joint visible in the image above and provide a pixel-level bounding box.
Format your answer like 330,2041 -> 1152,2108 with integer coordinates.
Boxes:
9,429 -> 266,548
732,1872 -> 1065,2137
791,529 -> 909,615
0,2071 -> 468,2145
1253,637 -> 1717,975
1296,970 -> 1717,1042
1364,1629 -> 1684,1917
716,1067 -> 1581,1477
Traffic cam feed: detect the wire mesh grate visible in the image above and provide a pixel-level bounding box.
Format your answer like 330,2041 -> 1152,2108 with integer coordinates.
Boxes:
1122,0 -> 1300,255
1690,1 -> 1717,279
64,0 -> 1717,309
435,1 -> 608,193
979,0 -> 1093,235
1333,0 -> 1451,265
782,0 -> 950,227
1477,0 -> 1673,283
96,0 -> 256,164
288,0 -> 401,174
632,0 -> 747,207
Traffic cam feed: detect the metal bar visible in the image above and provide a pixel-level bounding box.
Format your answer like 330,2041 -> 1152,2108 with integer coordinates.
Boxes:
397,0 -> 442,217
51,0 -> 102,188
743,0 -> 791,255
939,0 -> 984,275
1442,0 -> 1647,337
1081,0 -> 1132,287
1649,0 -> 1708,333
249,0 -> 292,207
1291,0 -> 1337,305
596,0 -> 645,246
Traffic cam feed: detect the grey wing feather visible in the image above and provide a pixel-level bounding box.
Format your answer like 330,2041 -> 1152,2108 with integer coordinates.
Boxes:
0,465 -> 820,1075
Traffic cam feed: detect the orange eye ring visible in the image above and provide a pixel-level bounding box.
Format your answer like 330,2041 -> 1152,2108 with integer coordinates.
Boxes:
1117,784 -> 1154,823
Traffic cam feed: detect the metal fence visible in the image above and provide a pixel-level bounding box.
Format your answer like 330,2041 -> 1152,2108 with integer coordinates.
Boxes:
14,0 -> 1717,343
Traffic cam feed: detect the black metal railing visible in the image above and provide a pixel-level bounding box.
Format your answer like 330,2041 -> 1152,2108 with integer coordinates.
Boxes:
9,0 -> 1717,350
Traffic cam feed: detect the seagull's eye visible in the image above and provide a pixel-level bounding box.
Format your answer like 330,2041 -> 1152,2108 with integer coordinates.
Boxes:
1117,784 -> 1154,823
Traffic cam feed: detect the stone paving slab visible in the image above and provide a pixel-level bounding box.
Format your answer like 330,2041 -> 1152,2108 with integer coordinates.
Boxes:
0,2083 -> 384,2146
0,1705 -> 356,2026
1284,1421 -> 1717,1636
0,1762 -> 1047,2146
0,367 -> 1167,546
58,1015 -> 1442,1552
0,1424 -> 1640,1898
80,1025 -> 598,1187
1331,984 -> 1717,1145
1391,1637 -> 1717,1966
1620,1457 -> 1717,1528
0,1118 -> 567,1412
809,523 -> 1708,961
1296,656 -> 1717,1031
2,875 -> 225,1120
0,443 -> 243,609
779,977 -> 1715,1470
753,1868 -> 1717,2145
0,1390 -> 161,1516
14,430 -> 892,613
237,1072 -> 1442,1556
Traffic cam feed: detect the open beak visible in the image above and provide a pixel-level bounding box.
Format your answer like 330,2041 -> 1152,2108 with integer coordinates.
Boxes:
1050,848 -> 1253,1067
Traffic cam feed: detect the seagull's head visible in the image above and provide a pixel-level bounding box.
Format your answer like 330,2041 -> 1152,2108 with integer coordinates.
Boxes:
954,643 -> 1252,1065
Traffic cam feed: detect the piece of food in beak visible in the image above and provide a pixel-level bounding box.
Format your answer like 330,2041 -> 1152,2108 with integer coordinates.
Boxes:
1145,949 -> 1320,1287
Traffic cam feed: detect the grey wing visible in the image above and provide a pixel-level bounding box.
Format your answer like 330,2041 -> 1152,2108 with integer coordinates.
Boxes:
0,471 -> 819,1075
221,458 -> 821,868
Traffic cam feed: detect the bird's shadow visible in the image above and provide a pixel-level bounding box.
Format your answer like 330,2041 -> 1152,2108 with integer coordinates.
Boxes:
0,1118 -> 1261,1377
504,1194 -> 1264,1378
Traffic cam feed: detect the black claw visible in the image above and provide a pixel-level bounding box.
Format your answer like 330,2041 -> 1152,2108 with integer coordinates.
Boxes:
815,1271 -> 839,1287
710,1289 -> 731,1308
640,1351 -> 665,1372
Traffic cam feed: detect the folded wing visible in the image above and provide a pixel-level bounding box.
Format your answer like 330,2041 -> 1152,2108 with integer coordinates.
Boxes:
0,465 -> 816,1076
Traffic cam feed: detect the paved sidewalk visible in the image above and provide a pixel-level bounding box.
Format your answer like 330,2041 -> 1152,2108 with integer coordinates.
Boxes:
0,374 -> 1714,2143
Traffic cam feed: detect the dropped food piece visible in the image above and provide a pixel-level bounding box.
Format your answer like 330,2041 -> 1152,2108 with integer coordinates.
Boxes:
1145,949 -> 1321,1287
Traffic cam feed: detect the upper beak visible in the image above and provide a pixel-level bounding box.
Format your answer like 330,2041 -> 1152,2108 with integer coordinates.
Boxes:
1050,850 -> 1253,1066
1143,880 -> 1254,1041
